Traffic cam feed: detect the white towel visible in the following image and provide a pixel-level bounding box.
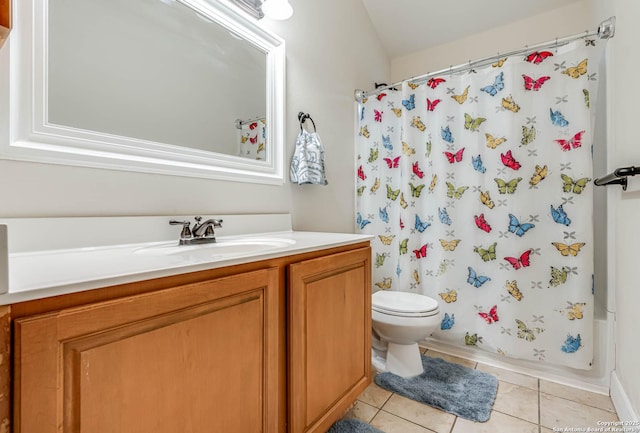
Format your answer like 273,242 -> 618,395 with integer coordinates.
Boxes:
290,119 -> 328,185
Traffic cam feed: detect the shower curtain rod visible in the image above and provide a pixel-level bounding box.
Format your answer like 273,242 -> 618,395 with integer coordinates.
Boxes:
234,116 -> 265,129
354,16 -> 616,102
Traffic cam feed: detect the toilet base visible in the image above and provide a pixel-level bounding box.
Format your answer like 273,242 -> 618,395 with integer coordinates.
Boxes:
386,342 -> 424,378
371,349 -> 387,373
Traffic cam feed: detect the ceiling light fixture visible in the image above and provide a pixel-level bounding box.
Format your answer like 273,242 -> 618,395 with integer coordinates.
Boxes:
261,0 -> 293,20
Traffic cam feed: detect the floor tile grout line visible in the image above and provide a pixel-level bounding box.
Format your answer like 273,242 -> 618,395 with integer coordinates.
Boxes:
375,389 -> 615,432
356,397 -> 384,414
490,408 -> 541,427
385,390 -> 536,432
538,390 -> 617,412
449,416 -> 458,433
379,390 -> 394,409
538,378 -> 542,433
498,380 -> 614,412
376,407 -> 440,433
427,351 -> 617,414
369,406 -> 381,425
376,386 -> 458,433
385,396 -> 539,431
358,357 -> 618,432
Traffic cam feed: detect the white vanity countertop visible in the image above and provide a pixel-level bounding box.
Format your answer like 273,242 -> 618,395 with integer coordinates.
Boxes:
0,230 -> 372,305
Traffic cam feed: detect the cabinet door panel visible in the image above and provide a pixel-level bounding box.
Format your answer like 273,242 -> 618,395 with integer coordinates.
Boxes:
15,268 -> 278,433
289,247 -> 371,433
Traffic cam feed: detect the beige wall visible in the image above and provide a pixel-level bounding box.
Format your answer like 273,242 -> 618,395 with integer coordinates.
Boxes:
0,0 -> 389,234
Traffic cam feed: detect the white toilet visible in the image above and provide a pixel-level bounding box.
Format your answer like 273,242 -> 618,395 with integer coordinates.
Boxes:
371,290 -> 441,378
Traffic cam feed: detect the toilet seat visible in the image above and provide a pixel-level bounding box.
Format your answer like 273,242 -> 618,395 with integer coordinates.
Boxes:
372,291 -> 439,318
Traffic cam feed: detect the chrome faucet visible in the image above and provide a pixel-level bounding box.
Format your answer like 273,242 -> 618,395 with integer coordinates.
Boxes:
169,216 -> 223,245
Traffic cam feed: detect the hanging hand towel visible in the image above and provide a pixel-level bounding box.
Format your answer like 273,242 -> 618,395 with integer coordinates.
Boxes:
290,113 -> 328,185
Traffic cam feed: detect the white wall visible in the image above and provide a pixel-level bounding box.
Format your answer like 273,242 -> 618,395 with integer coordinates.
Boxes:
259,2 -> 389,232
0,0 -> 389,234
588,0 -> 640,421
390,1 -> 591,82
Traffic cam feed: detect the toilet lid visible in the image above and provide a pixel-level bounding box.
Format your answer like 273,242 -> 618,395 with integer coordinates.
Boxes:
372,290 -> 439,315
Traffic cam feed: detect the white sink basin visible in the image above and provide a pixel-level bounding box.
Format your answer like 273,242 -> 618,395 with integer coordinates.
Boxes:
134,237 -> 296,259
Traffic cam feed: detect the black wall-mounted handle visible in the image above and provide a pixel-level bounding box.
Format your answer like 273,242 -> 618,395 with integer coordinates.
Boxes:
594,166 -> 640,191
298,112 -> 316,132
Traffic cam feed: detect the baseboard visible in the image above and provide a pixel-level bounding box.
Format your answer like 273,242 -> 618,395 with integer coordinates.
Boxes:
611,370 -> 640,422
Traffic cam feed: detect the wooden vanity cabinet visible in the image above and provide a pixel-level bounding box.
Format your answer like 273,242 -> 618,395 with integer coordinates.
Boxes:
13,268 -> 280,433
7,242 -> 371,433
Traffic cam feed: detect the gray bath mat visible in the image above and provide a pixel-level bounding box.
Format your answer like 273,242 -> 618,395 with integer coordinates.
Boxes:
374,354 -> 498,422
327,418 -> 384,433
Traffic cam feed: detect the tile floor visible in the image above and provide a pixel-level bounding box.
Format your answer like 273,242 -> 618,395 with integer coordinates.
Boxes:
342,348 -> 619,433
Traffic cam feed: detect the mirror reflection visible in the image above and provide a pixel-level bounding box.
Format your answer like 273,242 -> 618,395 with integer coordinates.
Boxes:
47,0 -> 268,160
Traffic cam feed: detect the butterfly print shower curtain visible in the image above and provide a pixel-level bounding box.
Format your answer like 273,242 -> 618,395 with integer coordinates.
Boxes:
356,39 -> 605,369
237,119 -> 267,160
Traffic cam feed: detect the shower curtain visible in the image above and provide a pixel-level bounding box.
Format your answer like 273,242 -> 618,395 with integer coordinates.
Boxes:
237,119 -> 267,160
356,39 -> 605,369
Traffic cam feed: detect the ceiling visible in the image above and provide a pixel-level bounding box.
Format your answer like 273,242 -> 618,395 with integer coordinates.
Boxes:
361,0 -> 582,58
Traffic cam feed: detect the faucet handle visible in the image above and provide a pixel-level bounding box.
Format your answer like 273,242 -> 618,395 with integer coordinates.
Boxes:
169,220 -> 192,238
201,218 -> 222,237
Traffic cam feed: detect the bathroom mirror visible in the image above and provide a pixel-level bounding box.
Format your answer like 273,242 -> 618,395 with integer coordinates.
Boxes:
3,0 -> 285,183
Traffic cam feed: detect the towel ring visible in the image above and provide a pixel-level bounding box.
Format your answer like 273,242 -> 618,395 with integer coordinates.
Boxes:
298,111 -> 316,132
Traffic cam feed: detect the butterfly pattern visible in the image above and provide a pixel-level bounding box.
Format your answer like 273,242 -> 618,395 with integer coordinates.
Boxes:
355,39 -> 603,369
444,148 -> 465,164
474,242 -> 497,262
522,74 -> 551,91
478,305 -> 499,324
504,249 -> 532,270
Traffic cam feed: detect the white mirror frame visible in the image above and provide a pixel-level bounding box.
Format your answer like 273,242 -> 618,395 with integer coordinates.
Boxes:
3,0 -> 285,184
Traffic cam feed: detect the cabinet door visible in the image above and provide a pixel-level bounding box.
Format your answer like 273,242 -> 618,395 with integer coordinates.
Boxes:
14,268 -> 279,433
288,247 -> 371,433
